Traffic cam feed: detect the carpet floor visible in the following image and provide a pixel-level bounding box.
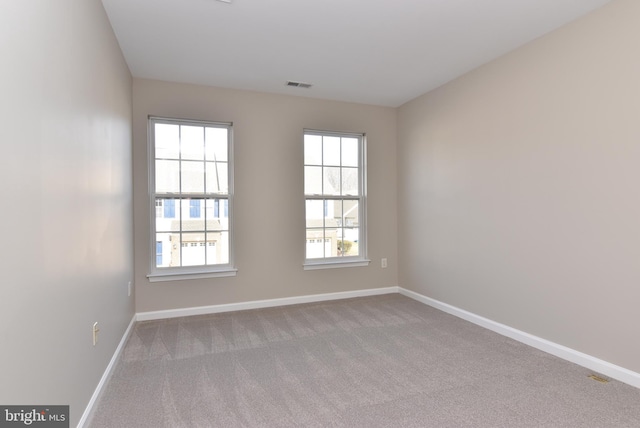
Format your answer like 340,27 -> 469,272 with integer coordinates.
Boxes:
88,294 -> 640,427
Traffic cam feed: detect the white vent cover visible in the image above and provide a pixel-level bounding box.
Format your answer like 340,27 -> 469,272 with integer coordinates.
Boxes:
286,81 -> 313,89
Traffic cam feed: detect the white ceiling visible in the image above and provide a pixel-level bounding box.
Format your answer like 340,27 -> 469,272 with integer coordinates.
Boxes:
101,0 -> 613,107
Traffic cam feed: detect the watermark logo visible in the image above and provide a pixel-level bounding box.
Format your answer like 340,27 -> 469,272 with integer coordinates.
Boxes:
0,406 -> 68,427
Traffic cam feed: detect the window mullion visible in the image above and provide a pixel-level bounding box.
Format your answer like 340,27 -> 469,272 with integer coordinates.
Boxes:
202,126 -> 208,266
178,125 -> 184,267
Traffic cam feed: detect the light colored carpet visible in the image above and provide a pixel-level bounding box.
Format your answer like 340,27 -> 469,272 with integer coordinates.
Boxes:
88,294 -> 640,427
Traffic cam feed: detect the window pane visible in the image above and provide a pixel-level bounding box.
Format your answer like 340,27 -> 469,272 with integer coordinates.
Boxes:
183,199 -> 204,231
207,231 -> 229,264
181,125 -> 204,160
325,228 -> 339,257
304,134 -> 322,165
181,233 -> 206,266
155,233 -> 173,267
323,136 -> 341,166
342,229 -> 359,256
155,124 -> 179,159
342,200 -> 359,227
323,167 -> 341,195
181,161 -> 205,193
304,166 -> 322,195
305,200 -> 324,228
341,167 -> 358,196
306,229 -> 326,259
325,200 -> 341,226
155,160 -> 180,193
205,198 -> 229,229
156,199 -> 181,232
204,239 -> 218,265
205,127 -> 228,161
342,137 -> 359,167
206,162 -> 228,194
157,232 -> 181,267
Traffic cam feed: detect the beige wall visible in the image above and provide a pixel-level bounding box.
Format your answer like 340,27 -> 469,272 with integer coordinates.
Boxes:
0,1 -> 133,425
133,79 -> 398,312
4,1 -> 636,421
398,0 -> 640,373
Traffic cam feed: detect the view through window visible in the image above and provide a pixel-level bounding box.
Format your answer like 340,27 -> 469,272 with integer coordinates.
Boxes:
149,117 -> 233,276
304,130 -> 366,264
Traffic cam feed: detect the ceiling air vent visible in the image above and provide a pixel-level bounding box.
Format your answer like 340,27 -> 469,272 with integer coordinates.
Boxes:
286,81 -> 313,89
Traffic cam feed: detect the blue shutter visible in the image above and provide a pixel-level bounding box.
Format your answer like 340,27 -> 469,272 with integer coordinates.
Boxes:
156,241 -> 163,266
164,199 -> 175,218
213,199 -> 219,218
224,199 -> 229,217
190,199 -> 201,218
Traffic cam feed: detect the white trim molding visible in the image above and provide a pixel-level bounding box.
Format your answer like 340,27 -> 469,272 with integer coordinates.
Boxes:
303,259 -> 371,270
399,287 -> 640,390
80,285 -> 639,427
147,268 -> 238,282
137,286 -> 399,321
78,315 -> 136,428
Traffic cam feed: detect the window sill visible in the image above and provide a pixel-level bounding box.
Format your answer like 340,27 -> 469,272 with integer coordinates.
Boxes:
303,259 -> 371,271
147,268 -> 238,282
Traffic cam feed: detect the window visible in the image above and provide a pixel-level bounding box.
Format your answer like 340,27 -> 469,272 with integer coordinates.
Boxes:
148,117 -> 235,281
303,130 -> 368,269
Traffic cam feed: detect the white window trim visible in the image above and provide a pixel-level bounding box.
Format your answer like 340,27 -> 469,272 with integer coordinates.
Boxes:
147,116 -> 236,281
148,268 -> 238,282
303,259 -> 371,271
303,129 -> 369,269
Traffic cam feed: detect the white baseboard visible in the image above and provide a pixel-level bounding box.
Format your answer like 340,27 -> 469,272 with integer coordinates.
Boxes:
136,286 -> 400,321
81,285 -> 639,427
77,314 -> 136,428
399,287 -> 640,390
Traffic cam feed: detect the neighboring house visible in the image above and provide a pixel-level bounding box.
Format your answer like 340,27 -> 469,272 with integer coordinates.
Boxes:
155,198 -> 229,267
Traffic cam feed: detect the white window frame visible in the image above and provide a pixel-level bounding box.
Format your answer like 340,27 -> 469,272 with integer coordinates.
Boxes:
303,129 -> 370,270
147,116 -> 236,282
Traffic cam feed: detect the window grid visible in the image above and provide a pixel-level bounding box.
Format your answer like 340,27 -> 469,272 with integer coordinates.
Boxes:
304,130 -> 365,263
150,117 -> 233,277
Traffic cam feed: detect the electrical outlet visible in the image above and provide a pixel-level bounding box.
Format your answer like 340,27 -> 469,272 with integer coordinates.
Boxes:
92,322 -> 99,346
381,258 -> 388,268
128,281 -> 132,297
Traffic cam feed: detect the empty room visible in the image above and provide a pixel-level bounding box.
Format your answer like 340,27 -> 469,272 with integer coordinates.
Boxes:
1,0 -> 639,427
